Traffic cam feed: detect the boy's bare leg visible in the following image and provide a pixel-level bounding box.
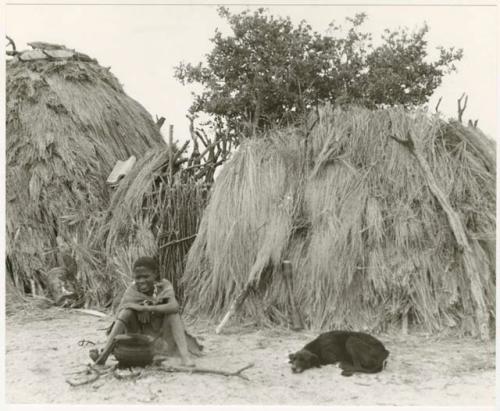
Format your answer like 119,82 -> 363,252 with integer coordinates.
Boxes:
94,309 -> 133,365
163,313 -> 195,367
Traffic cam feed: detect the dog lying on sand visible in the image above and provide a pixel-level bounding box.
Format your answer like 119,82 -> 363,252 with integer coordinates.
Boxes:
288,331 -> 389,377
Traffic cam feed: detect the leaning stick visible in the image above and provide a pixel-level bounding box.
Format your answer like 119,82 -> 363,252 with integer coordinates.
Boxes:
159,363 -> 254,380
216,251 -> 271,334
168,124 -> 174,184
215,286 -> 251,334
282,260 -> 304,331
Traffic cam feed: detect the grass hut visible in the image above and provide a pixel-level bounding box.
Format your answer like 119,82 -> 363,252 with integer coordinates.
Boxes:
6,43 -> 164,305
183,106 -> 495,338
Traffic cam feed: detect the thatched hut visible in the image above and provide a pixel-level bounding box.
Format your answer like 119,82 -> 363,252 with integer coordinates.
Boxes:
183,106 -> 495,338
6,43 -> 164,305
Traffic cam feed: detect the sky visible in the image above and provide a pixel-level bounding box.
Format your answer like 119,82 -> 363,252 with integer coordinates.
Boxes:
5,1 -> 498,145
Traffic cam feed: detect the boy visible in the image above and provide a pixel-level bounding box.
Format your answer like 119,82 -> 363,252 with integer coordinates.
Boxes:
93,257 -> 197,366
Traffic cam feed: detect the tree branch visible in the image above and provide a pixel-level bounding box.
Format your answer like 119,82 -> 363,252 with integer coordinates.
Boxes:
158,363 -> 254,380
435,96 -> 443,113
6,35 -> 17,56
457,93 -> 468,123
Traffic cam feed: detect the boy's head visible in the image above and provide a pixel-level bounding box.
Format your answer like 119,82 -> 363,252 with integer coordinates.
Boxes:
133,257 -> 158,294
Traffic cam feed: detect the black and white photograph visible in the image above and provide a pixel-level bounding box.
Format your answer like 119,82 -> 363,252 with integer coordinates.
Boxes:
3,0 -> 497,408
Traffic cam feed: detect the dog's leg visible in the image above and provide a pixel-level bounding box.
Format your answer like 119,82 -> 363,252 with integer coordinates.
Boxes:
344,337 -> 385,375
338,361 -> 355,377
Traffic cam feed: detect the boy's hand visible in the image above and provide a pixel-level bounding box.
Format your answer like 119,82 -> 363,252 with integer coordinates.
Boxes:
122,303 -> 147,312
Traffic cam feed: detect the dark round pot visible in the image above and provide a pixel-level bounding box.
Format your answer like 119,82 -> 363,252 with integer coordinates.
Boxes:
112,334 -> 155,367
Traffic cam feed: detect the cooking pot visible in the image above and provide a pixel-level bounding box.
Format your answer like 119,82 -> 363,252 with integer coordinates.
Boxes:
112,333 -> 155,367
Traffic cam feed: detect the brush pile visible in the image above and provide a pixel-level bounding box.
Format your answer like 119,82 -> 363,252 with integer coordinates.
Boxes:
183,105 -> 495,337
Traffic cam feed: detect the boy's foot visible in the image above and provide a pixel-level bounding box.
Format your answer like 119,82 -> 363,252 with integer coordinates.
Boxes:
89,348 -> 107,365
180,357 -> 195,367
89,348 -> 100,362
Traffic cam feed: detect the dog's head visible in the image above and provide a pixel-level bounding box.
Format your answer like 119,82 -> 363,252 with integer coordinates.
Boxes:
288,350 -> 321,373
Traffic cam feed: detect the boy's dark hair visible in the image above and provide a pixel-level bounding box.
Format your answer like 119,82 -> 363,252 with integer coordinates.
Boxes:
133,256 -> 158,273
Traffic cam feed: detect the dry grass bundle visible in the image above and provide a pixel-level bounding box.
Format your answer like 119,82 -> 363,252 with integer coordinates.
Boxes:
183,105 -> 495,335
6,45 -> 164,303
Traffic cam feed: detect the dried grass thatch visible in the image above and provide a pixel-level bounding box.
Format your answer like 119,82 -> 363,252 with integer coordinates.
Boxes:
183,105 -> 495,335
6,44 -> 164,304
96,147 -> 209,308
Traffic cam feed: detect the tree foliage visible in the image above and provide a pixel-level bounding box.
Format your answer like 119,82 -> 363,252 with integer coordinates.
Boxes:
175,7 -> 463,141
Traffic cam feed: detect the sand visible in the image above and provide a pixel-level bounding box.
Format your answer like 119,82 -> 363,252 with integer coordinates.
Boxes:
5,307 -> 496,406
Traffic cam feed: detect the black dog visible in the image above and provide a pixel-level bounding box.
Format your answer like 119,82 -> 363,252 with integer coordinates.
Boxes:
288,331 -> 389,377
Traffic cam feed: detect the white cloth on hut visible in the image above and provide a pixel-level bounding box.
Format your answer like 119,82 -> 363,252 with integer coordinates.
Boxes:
107,156 -> 136,185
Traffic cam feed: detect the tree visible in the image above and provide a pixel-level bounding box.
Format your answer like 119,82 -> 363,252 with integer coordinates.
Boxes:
175,7 -> 463,143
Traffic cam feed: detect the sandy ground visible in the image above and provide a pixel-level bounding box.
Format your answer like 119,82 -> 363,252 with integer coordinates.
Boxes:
5,307 -> 496,406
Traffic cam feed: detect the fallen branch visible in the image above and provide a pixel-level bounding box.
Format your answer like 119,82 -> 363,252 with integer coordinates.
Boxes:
72,308 -> 108,318
158,363 -> 254,381
65,363 -> 116,387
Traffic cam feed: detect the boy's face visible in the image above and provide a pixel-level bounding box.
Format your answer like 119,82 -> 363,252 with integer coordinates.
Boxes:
133,266 -> 156,294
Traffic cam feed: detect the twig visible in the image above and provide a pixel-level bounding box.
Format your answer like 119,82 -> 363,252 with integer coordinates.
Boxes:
72,308 -> 107,318
158,363 -> 254,380
156,116 -> 166,129
66,370 -> 100,387
113,368 -> 143,380
158,234 -> 197,249
65,363 -> 115,386
435,96 -> 443,113
6,35 -> 17,56
168,125 -> 174,184
388,133 -> 415,151
457,93 -> 468,123
77,339 -> 96,346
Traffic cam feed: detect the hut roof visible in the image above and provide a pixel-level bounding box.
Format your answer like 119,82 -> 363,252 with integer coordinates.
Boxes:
6,43 -> 164,298
183,105 -> 496,335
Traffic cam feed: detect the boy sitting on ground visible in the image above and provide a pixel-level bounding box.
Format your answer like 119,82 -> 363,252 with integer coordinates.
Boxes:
92,256 -> 201,366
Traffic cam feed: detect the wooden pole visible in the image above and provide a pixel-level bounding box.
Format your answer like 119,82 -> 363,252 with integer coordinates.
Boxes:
282,260 -> 304,331
169,124 -> 174,184
215,252 -> 271,334
215,287 -> 251,334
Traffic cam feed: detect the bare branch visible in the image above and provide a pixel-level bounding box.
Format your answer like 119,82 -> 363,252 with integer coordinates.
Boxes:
157,363 -> 255,380
457,93 -> 468,123
389,132 -> 415,151
435,96 -> 443,113
468,119 -> 479,128
155,116 -> 166,129
6,35 -> 17,56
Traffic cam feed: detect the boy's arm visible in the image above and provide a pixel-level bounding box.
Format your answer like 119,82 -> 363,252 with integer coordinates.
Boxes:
147,279 -> 179,314
147,299 -> 179,314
